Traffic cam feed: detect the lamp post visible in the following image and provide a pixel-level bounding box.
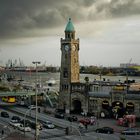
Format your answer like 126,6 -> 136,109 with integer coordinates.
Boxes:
32,61 -> 41,140
24,107 -> 33,136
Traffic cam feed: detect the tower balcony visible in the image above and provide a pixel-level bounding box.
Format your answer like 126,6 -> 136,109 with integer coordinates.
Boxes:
61,38 -> 79,44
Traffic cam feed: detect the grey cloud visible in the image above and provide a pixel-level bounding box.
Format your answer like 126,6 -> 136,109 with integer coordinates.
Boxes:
109,0 -> 140,17
0,0 -> 140,38
88,0 -> 140,20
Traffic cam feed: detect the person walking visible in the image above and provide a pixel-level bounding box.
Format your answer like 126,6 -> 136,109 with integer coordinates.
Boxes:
1,130 -> 4,136
84,123 -> 88,131
79,122 -> 84,135
65,127 -> 69,135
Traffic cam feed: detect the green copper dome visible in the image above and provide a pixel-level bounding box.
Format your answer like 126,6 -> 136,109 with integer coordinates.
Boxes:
65,18 -> 75,32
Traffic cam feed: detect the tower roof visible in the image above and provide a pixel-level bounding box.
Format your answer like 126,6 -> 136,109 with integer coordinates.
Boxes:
65,18 -> 75,32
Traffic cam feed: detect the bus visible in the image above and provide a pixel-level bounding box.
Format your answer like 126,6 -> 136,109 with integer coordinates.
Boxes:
7,97 -> 16,103
2,96 -> 16,103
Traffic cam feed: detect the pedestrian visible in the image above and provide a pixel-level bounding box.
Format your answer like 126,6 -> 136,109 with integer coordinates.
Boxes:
90,116 -> 95,125
1,130 -> 4,135
65,127 -> 69,135
38,107 -> 40,113
79,122 -> 84,134
85,123 -> 88,131
79,122 -> 84,129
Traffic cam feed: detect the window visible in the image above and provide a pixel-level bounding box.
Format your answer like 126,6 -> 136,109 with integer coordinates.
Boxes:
63,68 -> 68,78
94,86 -> 99,91
65,54 -> 67,59
61,84 -> 69,90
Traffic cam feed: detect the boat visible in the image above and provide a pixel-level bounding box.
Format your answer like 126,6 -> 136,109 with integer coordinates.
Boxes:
47,78 -> 56,86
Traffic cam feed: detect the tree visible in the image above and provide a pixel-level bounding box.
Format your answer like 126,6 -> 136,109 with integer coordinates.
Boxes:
84,77 -> 89,83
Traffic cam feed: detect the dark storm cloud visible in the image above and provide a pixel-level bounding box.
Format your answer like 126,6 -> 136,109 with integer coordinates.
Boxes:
0,0 -> 140,38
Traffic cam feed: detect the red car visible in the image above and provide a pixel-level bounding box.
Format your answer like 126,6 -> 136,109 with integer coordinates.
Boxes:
78,118 -> 91,125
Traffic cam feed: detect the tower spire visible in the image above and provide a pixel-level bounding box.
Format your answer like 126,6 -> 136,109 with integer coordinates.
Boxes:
65,18 -> 75,32
65,18 -> 75,39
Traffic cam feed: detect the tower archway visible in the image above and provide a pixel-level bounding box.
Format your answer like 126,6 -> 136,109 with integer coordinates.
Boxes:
112,101 -> 123,109
72,99 -> 82,114
112,101 -> 124,118
102,100 -> 110,110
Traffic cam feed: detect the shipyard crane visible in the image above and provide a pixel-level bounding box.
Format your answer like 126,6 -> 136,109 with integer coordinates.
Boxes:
128,58 -> 132,66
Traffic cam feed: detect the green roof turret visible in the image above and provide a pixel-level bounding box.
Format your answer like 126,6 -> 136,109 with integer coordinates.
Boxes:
65,18 -> 75,32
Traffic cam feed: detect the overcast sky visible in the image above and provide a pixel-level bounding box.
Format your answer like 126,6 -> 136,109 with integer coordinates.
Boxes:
0,0 -> 140,67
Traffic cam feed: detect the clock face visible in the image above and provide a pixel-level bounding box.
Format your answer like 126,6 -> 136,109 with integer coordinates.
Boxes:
72,45 -> 76,51
64,45 -> 69,51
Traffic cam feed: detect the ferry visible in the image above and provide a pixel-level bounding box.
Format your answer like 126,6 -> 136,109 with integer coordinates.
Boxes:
47,78 -> 56,86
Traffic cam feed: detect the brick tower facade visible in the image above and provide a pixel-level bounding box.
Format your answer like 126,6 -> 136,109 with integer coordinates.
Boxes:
59,18 -> 80,113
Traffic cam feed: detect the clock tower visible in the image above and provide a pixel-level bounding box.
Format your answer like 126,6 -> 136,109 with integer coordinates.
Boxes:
59,18 -> 80,113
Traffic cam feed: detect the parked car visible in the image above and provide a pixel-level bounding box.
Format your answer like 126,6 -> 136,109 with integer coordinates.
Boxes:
17,124 -> 31,132
121,128 -> 140,135
96,127 -> 114,134
1,111 -> 9,118
28,105 -> 36,109
43,121 -> 55,129
9,121 -> 21,128
11,116 -> 21,123
54,112 -> 64,119
78,118 -> 91,125
20,119 -> 31,126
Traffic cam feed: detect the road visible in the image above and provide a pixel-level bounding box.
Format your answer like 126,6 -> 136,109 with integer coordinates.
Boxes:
0,106 -> 140,140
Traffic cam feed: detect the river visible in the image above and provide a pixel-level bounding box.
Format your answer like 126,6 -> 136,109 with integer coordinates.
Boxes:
1,71 -> 140,86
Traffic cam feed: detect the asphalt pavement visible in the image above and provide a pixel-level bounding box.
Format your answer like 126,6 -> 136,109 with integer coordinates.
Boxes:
1,106 -> 140,140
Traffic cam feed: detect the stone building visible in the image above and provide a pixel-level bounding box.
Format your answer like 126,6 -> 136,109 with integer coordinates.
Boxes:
59,18 -> 140,118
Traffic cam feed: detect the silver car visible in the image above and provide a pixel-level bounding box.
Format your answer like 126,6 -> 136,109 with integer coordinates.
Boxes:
43,121 -> 55,129
121,128 -> 140,135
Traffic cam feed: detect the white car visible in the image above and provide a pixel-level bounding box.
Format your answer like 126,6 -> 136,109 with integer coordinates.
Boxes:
18,124 -> 31,132
9,121 -> 21,128
28,105 -> 36,109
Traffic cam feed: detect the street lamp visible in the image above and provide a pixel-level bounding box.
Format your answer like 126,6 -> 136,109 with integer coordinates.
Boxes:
24,107 -> 33,136
32,61 -> 41,140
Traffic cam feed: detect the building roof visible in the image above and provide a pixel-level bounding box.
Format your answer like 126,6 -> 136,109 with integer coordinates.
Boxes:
0,91 -> 35,96
65,18 -> 75,32
125,94 -> 140,100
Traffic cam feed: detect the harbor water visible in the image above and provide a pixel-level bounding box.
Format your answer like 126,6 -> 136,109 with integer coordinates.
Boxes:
1,71 -> 140,86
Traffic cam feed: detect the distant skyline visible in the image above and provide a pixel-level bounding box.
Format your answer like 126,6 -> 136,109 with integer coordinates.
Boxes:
0,0 -> 140,67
